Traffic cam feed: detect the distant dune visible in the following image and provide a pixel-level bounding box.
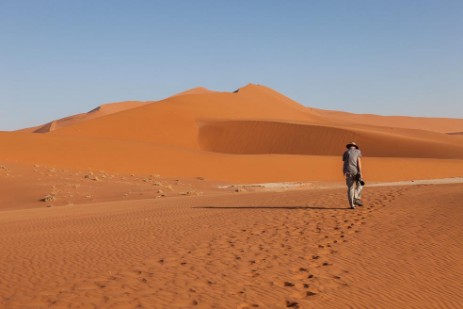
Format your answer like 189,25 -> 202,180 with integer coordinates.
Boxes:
2,83 -> 463,182
316,109 -> 463,134
20,101 -> 149,133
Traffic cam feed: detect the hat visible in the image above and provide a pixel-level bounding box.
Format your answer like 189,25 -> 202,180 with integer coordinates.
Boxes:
346,142 -> 359,149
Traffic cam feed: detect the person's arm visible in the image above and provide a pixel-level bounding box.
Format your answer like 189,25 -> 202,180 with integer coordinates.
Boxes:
342,152 -> 348,178
357,157 -> 363,177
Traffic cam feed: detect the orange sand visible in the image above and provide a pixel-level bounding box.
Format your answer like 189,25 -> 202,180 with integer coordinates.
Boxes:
2,84 -> 463,182
0,178 -> 462,308
1,84 -> 463,308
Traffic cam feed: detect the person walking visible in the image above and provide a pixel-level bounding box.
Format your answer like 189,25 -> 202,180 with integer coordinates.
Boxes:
343,142 -> 364,209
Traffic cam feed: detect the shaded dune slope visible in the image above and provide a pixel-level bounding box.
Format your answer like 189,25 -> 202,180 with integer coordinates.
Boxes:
199,121 -> 353,156
199,120 -> 463,158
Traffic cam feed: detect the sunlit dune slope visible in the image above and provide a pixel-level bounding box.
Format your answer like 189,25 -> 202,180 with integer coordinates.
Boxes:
2,131 -> 463,182
46,84 -> 321,149
316,109 -> 463,133
20,101 -> 149,133
41,83 -> 463,158
170,86 -> 215,97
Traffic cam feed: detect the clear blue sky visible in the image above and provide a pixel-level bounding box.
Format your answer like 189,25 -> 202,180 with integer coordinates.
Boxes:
1,0 -> 462,130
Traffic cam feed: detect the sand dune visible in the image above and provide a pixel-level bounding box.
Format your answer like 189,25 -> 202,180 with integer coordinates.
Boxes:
170,86 -> 216,97
2,131 -> 463,183
316,109 -> 463,133
2,84 -> 463,183
198,120 -> 463,158
21,101 -> 149,133
44,84 -> 319,148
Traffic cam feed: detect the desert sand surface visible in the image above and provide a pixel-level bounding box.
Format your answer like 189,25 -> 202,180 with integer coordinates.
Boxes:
1,84 -> 463,308
1,181 -> 462,308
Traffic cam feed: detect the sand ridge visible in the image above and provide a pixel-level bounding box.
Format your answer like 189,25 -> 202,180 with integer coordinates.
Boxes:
315,108 -> 463,134
20,101 -> 150,133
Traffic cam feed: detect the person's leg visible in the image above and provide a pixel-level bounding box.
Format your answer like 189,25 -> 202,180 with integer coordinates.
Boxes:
346,175 -> 355,208
355,181 -> 363,200
354,181 -> 364,206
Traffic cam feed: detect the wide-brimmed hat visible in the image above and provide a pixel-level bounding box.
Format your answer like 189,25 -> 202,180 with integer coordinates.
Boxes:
346,142 -> 359,149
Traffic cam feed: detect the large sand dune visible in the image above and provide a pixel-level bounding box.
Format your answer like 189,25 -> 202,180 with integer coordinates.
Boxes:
2,84 -> 463,182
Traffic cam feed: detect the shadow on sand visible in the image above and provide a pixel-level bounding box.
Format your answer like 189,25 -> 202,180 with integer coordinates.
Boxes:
193,206 -> 350,210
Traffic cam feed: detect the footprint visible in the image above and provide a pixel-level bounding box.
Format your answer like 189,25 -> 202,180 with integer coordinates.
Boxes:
286,300 -> 299,308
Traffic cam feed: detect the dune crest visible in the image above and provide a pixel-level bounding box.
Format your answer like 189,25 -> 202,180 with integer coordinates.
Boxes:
171,86 -> 215,97
20,101 -> 149,133
316,109 -> 463,133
